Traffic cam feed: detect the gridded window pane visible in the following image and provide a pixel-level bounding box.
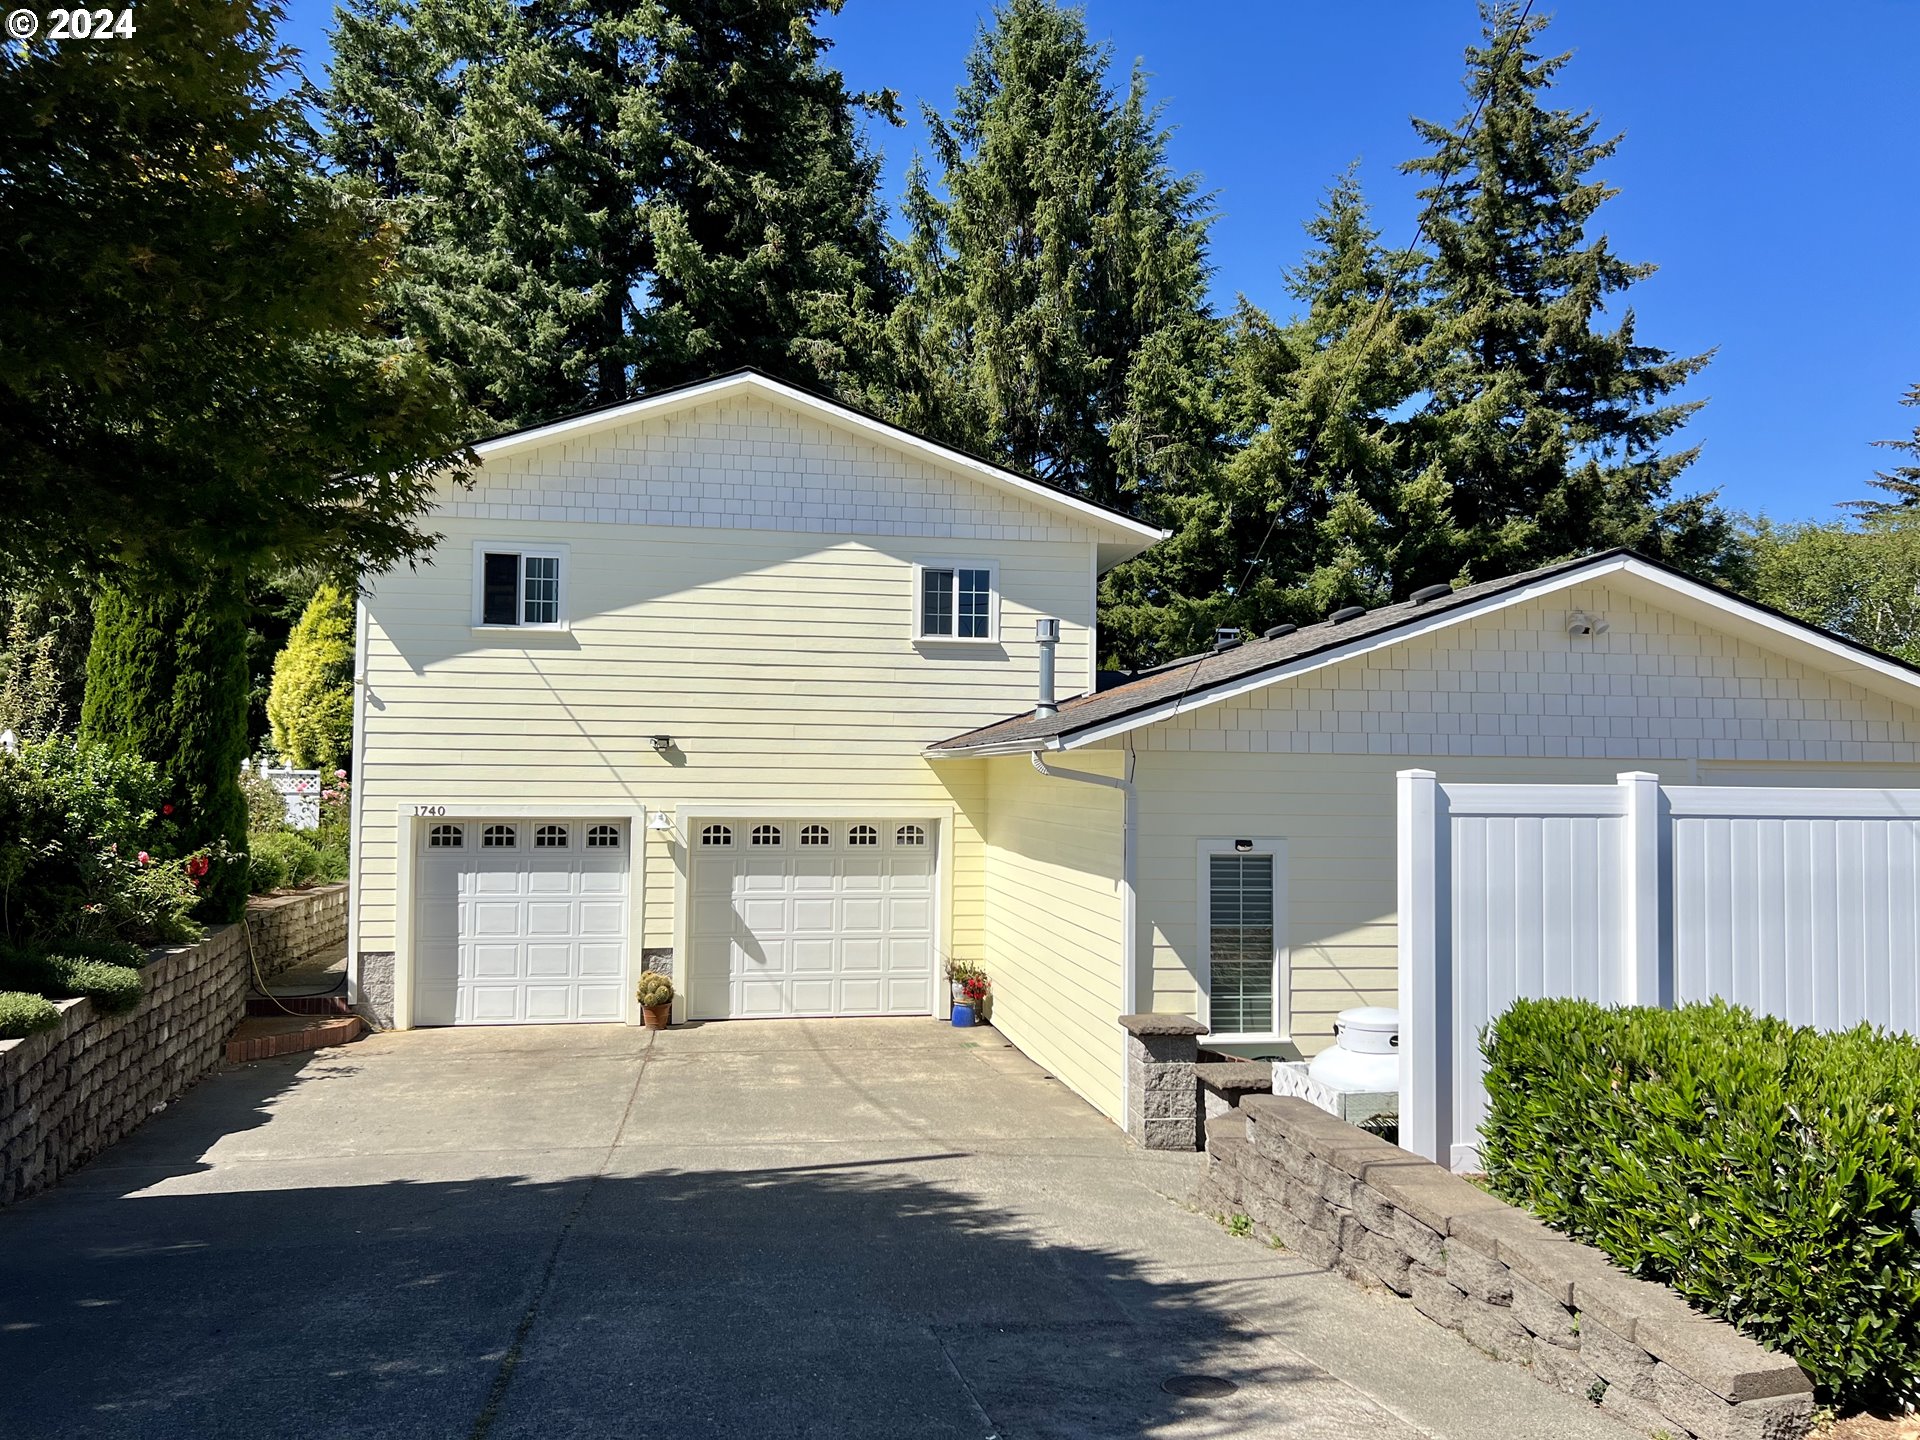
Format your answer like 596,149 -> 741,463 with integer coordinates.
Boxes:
1208,854 -> 1274,1035
482,553 -> 519,625
482,823 -> 518,849
751,824 -> 782,846
799,824 -> 831,846
700,824 -> 732,847
957,569 -> 992,638
522,554 -> 560,624
848,824 -> 878,847
585,824 -> 621,849
534,823 -> 569,848
920,568 -> 954,636
428,823 -> 464,849
895,824 -> 926,846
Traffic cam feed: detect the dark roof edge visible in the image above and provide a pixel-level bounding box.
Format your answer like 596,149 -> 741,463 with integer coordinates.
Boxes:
471,366 -> 1161,535
964,547 -> 1920,752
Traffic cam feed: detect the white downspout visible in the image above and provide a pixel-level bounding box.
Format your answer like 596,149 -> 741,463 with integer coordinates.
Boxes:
1030,744 -> 1140,1116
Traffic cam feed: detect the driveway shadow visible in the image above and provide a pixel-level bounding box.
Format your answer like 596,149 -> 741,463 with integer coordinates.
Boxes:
2,1134 -> 1332,1438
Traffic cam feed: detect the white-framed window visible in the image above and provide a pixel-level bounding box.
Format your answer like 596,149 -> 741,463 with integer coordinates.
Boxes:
482,823 -> 518,849
700,824 -> 733,847
427,823 -> 464,849
1199,839 -> 1287,1041
913,560 -> 999,642
751,823 -> 783,847
585,823 -> 621,849
534,823 -> 569,849
895,824 -> 926,847
472,542 -> 569,629
848,824 -> 878,847
799,823 -> 831,847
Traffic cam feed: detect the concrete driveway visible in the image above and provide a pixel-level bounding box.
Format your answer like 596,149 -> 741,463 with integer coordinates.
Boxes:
0,1020 -> 1625,1439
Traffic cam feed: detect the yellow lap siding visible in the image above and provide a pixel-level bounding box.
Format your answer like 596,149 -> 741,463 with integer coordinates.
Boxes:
979,752 -> 1126,1120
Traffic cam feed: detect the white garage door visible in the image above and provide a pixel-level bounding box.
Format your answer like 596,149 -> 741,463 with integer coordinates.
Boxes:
688,818 -> 936,1019
414,819 -> 628,1025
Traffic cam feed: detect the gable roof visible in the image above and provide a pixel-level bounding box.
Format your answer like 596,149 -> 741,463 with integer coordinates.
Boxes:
925,549 -> 1920,757
469,368 -> 1167,566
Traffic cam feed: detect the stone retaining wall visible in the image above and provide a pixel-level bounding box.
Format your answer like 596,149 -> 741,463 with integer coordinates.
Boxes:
1201,1096 -> 1815,1440
0,925 -> 251,1207
244,881 -> 348,981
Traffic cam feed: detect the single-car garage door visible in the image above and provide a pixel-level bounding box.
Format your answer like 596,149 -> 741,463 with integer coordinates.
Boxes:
414,818 -> 628,1024
688,818 -> 936,1019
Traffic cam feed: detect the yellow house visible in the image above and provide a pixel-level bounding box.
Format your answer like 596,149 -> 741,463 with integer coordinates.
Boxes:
350,371 -> 1920,1136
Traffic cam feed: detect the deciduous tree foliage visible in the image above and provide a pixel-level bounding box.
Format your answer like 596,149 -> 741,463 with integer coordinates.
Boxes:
0,0 -> 474,585
325,0 -> 899,429
80,578 -> 252,923
267,582 -> 357,771
1744,512 -> 1920,664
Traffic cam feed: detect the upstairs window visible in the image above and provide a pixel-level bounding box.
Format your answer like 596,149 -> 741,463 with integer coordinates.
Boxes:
475,544 -> 568,628
915,562 -> 998,642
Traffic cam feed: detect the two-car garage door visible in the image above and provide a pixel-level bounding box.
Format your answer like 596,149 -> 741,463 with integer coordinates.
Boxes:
412,814 -> 936,1024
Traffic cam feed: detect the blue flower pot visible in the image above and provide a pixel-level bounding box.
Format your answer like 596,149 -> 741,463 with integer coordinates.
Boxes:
951,1003 -> 976,1028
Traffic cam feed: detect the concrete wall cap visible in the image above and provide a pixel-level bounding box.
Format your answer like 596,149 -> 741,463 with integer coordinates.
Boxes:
1116,1013 -> 1207,1037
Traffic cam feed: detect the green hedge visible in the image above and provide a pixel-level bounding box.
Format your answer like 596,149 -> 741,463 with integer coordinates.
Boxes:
0,990 -> 61,1039
1481,998 -> 1920,1411
0,948 -> 144,1016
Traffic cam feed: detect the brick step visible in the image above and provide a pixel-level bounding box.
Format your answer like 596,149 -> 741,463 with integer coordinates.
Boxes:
246,994 -> 352,1017
225,1014 -> 364,1065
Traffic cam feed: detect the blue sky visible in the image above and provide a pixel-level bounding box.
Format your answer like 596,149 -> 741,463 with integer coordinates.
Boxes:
276,1 -> 1919,525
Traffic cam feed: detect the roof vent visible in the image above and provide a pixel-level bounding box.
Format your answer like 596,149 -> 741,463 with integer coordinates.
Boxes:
1327,605 -> 1366,625
1263,623 -> 1297,640
1213,634 -> 1243,653
1409,582 -> 1453,605
1215,626 -> 1242,646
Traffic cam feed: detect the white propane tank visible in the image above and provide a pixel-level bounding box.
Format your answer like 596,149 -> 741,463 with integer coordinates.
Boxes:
1305,1006 -> 1400,1092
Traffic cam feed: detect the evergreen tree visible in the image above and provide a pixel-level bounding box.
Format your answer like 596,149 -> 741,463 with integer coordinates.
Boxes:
1853,383 -> 1920,515
267,583 -> 357,771
324,0 -> 898,429
885,0 -> 1224,515
80,577 -> 252,922
0,585 -> 92,741
1401,2 -> 1732,586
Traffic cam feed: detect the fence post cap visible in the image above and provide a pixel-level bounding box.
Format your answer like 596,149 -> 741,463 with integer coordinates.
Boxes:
1397,768 -> 1438,780
1616,770 -> 1660,783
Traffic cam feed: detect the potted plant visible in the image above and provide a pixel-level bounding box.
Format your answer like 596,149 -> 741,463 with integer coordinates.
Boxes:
945,957 -> 983,1009
636,970 -> 674,1029
952,968 -> 991,1028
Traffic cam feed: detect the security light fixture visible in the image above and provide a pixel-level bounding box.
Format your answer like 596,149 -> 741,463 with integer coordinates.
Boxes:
1233,838 -> 1254,853
650,734 -> 674,753
1565,610 -> 1610,637
647,811 -> 674,832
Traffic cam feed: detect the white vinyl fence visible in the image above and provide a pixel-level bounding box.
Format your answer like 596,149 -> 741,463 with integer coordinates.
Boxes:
1397,769 -> 1920,1171
242,758 -> 322,830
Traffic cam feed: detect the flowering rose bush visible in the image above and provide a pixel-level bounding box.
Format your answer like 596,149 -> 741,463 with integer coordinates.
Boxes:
0,738 -> 204,948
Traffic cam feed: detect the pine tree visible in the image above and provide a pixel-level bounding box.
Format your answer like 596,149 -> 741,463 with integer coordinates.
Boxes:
80,576 -> 252,922
1853,383 -> 1920,515
885,0 -> 1223,514
324,0 -> 898,429
1401,2 -> 1732,584
267,583 -> 357,771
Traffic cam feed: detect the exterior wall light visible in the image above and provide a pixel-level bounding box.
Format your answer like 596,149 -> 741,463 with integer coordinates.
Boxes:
650,735 -> 674,753
1234,838 -> 1254,853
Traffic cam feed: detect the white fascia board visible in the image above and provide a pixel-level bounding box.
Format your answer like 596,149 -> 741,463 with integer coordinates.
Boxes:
922,736 -> 1062,760
472,372 -> 1167,548
1048,552 -> 1920,753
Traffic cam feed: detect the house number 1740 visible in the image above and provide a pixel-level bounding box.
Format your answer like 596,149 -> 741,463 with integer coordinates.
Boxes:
413,805 -> 446,816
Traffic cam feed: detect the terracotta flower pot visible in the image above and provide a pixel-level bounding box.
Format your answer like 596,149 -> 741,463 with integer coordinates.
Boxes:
642,1003 -> 672,1030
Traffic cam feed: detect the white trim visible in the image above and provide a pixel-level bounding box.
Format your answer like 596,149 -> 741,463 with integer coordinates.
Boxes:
930,552 -> 1920,756
1196,835 -> 1290,1044
395,802 -> 647,1030
911,558 -> 1001,644
471,371 -> 1166,547
669,802 -> 956,1026
469,540 -> 572,631
345,586 -> 370,1010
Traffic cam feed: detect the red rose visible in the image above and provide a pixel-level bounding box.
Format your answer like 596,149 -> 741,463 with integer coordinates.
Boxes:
187,855 -> 211,879
162,803 -> 174,816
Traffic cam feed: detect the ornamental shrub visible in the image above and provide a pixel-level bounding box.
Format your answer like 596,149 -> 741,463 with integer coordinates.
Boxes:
0,737 -> 201,947
0,990 -> 60,1039
0,947 -> 143,1015
266,582 -> 354,772
1481,998 -> 1920,1411
80,572 -> 251,921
